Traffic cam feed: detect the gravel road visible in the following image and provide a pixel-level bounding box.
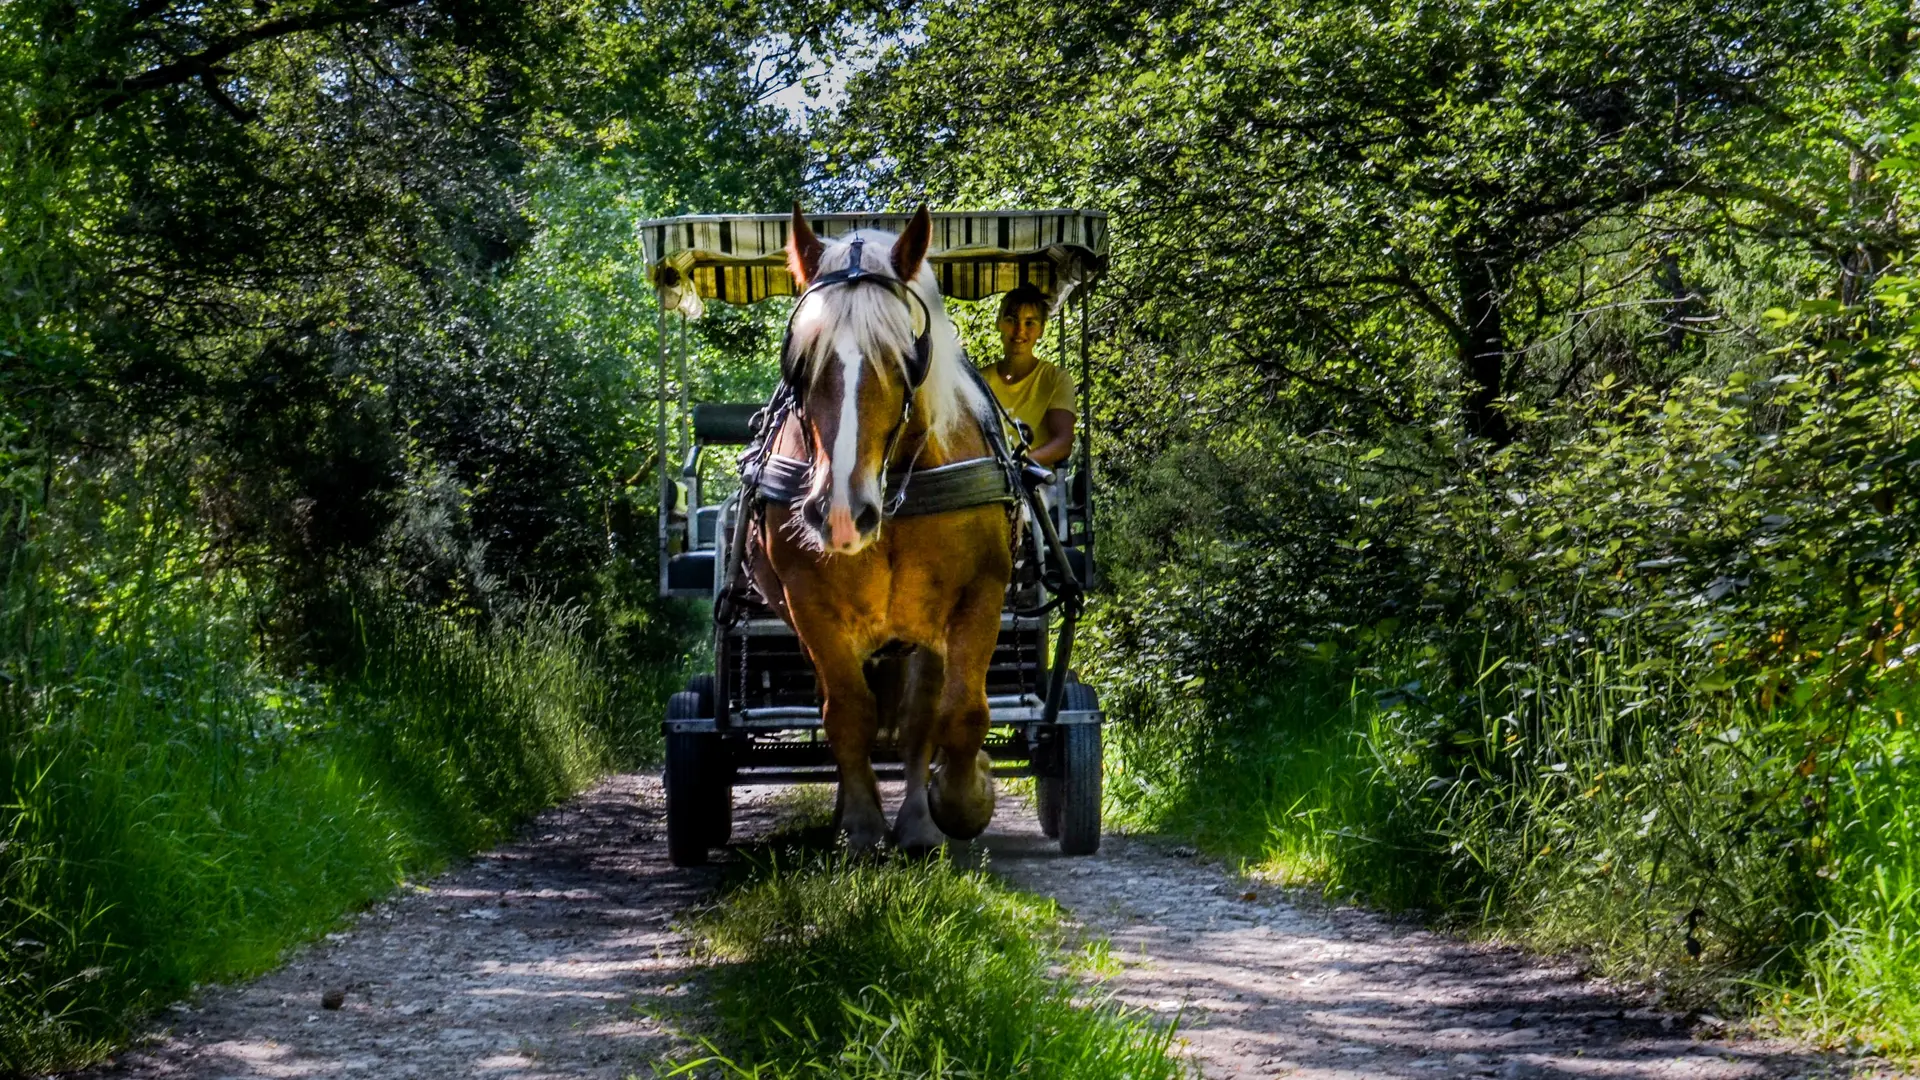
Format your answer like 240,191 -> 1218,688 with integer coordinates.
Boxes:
72,774 -> 1892,1080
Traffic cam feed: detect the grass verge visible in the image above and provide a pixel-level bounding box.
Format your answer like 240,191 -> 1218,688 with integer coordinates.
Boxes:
0,572 -> 666,1072
669,854 -> 1189,1079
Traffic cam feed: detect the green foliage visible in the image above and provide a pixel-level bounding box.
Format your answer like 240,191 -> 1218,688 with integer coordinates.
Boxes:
672,855 -> 1188,1080
1087,319 -> 1920,1025
0,0 -> 823,624
831,0 -> 1920,1044
835,0 -> 1873,446
1793,686 -> 1920,1050
0,1 -> 844,1064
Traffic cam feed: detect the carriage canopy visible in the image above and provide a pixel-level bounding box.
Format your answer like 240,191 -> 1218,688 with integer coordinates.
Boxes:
639,209 -> 1109,318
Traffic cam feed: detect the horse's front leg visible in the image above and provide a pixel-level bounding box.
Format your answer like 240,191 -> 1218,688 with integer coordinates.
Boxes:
927,582 -> 1004,840
813,642 -> 888,850
891,646 -> 948,853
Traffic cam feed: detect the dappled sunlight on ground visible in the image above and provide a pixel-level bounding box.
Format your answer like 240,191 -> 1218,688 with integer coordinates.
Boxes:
70,774 -> 1895,1080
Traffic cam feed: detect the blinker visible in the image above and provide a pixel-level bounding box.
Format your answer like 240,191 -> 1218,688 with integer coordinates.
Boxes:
778,235 -> 935,398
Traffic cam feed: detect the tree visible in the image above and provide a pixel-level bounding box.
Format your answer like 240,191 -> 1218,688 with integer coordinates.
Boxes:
0,0 -> 849,626
832,0 -> 1840,446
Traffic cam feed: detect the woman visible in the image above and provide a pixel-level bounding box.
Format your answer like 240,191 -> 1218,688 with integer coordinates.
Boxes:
984,284 -> 1076,468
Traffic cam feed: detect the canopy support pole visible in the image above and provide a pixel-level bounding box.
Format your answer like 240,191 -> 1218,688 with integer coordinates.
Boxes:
677,316 -> 691,453
1077,287 -> 1095,569
678,316 -> 695,514
656,295 -> 671,597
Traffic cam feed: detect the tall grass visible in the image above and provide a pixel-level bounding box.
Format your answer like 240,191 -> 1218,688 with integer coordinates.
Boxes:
672,855 -> 1189,1080
1102,666 -> 1444,901
1781,678 -> 1920,1050
0,554 -> 655,1072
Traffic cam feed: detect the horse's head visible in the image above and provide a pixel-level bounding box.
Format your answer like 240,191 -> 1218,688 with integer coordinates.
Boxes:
782,202 -> 936,555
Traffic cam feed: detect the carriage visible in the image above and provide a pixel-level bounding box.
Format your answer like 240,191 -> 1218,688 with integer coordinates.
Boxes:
641,208 -> 1108,866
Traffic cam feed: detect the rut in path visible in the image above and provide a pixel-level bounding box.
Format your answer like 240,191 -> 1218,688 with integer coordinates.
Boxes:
76,774 -> 1884,1080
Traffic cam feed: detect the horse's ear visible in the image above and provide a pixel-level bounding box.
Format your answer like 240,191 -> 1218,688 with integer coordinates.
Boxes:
891,204 -> 932,282
787,201 -> 825,287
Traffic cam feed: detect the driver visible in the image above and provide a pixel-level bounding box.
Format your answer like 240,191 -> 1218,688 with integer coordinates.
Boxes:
983,284 -> 1076,468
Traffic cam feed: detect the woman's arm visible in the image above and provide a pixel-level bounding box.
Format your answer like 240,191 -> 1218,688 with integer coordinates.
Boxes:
1030,408 -> 1076,468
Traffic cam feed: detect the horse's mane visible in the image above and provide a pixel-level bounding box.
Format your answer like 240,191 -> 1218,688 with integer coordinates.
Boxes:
786,229 -> 989,451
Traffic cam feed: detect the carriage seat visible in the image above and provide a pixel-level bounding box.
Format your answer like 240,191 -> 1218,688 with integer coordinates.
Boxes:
667,551 -> 716,592
692,403 -> 761,445
694,505 -> 721,549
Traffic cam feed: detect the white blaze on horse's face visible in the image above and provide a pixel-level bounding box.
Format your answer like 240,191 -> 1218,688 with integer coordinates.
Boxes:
824,325 -> 888,554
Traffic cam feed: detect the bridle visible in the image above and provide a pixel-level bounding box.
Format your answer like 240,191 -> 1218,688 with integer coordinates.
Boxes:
776,237 -> 936,511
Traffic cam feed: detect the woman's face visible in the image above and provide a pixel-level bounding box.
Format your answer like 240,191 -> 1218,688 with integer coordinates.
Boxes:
997,304 -> 1046,360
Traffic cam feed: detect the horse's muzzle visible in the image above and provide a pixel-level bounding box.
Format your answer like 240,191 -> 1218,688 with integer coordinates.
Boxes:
801,493 -> 882,552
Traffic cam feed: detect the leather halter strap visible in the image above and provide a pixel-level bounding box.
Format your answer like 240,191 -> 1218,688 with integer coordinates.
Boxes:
755,453 -> 1014,518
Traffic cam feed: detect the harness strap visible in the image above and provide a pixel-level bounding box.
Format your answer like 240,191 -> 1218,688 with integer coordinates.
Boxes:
756,453 -> 812,505
753,454 -> 1014,517
890,458 -> 1016,517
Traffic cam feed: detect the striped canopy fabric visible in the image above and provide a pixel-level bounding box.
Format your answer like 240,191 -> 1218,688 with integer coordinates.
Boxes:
639,209 -> 1109,317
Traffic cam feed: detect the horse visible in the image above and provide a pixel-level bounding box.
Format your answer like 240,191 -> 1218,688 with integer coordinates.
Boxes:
745,203 -> 1015,852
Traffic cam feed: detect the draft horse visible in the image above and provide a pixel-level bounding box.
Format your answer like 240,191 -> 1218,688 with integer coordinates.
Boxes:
746,203 -> 1014,851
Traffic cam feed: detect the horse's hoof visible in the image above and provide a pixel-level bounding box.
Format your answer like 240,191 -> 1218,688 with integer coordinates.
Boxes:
836,788 -> 889,853
891,818 -> 948,855
927,750 -> 996,840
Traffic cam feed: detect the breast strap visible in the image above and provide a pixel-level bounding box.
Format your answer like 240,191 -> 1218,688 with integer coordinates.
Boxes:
755,454 -> 1014,517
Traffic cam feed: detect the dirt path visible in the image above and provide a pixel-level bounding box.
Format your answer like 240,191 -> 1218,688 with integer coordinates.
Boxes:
982,817 -> 1882,1080
76,775 -> 1888,1080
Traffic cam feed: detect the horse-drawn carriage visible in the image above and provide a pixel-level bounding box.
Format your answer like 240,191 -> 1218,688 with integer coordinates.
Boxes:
641,207 -> 1108,866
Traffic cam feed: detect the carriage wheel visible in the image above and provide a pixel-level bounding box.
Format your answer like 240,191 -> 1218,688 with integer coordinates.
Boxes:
1052,682 -> 1101,855
665,683 -> 730,866
683,674 -> 731,846
1037,682 -> 1095,839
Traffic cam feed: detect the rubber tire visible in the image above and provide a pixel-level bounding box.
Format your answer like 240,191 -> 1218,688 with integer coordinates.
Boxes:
682,674 -> 732,846
1043,682 -> 1100,851
686,673 -> 716,718
665,690 -> 730,866
681,674 -> 730,845
1036,771 -> 1062,839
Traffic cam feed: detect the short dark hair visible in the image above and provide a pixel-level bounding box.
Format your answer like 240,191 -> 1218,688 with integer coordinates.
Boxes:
996,283 -> 1051,322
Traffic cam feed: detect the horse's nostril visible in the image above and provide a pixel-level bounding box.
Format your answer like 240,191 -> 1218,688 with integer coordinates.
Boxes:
853,503 -> 881,536
801,498 -> 826,531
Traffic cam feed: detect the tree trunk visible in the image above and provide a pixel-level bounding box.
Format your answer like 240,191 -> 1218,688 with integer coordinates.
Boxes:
1453,250 -> 1511,446
1654,248 -> 1691,357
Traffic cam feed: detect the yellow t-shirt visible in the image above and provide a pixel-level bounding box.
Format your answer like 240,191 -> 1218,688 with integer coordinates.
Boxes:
983,359 -> 1077,443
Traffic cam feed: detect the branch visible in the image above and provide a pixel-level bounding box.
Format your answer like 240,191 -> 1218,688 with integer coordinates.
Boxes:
1341,270 -> 1466,345
81,0 -> 425,118
198,66 -> 256,122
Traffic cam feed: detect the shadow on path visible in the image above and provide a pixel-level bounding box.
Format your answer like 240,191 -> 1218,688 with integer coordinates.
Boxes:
72,776 -> 1892,1080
